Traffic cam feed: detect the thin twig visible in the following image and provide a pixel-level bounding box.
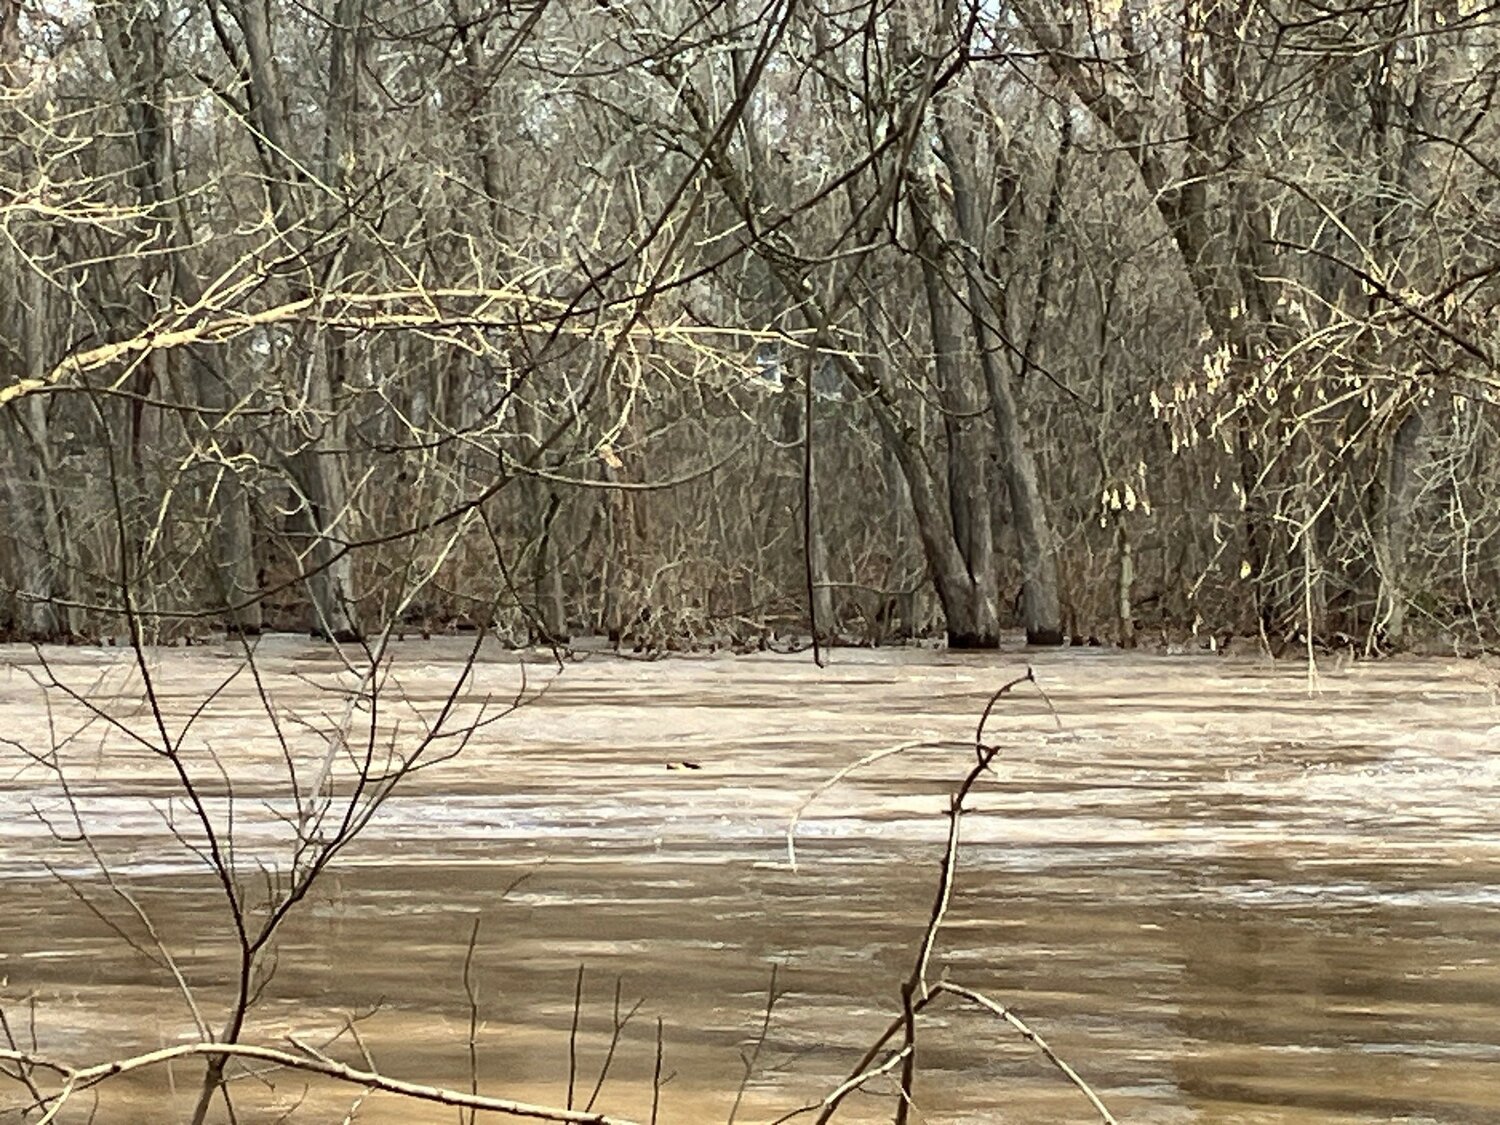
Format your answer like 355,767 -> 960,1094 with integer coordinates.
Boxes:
785,740 -> 966,871
932,982 -> 1117,1125
727,964 -> 780,1125
465,915 -> 484,1125
649,1018 -> 664,1125
790,668 -> 1110,1124
568,965 -> 584,1110
587,980 -> 642,1112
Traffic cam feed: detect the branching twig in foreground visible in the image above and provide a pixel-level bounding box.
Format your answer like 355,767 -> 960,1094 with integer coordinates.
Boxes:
0,1043 -> 642,1125
932,983 -> 1118,1125
786,668 -> 1115,1124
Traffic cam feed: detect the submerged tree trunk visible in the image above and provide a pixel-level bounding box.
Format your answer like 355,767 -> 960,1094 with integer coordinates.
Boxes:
673,50 -> 1001,649
453,2 -> 570,644
776,362 -> 835,639
0,5 -> 70,640
513,396 -> 570,644
855,344 -> 998,648
936,124 -> 1063,645
304,0 -> 364,642
1116,523 -> 1136,648
1376,407 -> 1425,646
910,170 -> 1000,647
102,0 -> 262,634
224,0 -> 359,641
1012,0 -> 1292,637
297,349 -> 360,643
1,397 -> 68,641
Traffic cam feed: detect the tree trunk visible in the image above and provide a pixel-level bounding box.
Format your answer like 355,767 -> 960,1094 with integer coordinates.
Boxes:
676,70 -> 994,648
513,396 -> 570,644
936,124 -> 1063,645
297,351 -> 360,643
910,172 -> 1000,647
1116,523 -> 1136,648
102,0 -> 262,634
451,2 -> 571,644
1376,408 -> 1424,646
0,4 -> 71,639
854,344 -> 997,648
776,362 -> 836,639
2,397 -> 67,641
671,3 -> 1006,648
223,0 -> 359,640
1012,0 -> 1286,636
300,0 -> 364,642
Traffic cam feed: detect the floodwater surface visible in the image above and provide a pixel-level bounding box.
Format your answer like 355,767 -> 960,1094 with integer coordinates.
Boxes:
2,639 -> 1499,1123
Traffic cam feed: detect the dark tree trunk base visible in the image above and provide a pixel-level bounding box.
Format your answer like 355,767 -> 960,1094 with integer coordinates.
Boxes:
1025,627 -> 1065,646
19,631 -> 73,645
946,630 -> 1002,650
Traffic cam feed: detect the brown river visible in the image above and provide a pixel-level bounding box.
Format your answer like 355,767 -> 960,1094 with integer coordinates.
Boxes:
2,638 -> 1499,1123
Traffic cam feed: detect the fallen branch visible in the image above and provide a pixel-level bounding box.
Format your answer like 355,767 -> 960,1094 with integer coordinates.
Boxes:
784,740 -> 964,871
0,1042 -> 642,1125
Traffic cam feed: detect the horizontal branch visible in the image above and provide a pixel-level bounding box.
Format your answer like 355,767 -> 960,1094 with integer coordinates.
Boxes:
0,1042 -> 642,1125
0,285 -> 830,408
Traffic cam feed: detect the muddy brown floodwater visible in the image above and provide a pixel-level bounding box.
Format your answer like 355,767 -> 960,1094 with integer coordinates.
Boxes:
2,639 -> 1500,1124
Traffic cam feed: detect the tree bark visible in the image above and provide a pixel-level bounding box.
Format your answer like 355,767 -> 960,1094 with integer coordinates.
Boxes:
224,0 -> 360,641
935,123 -> 1064,645
1012,0 -> 1284,635
101,0 -> 262,634
1376,408 -> 1424,645
453,2 -> 570,643
909,171 -> 1001,646
0,7 -> 70,640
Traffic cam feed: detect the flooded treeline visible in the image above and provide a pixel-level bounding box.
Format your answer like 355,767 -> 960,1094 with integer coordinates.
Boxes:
1,0 -> 1497,649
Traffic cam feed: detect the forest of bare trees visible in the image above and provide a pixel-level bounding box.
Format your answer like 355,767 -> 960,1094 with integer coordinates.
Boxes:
2,0 -> 1498,652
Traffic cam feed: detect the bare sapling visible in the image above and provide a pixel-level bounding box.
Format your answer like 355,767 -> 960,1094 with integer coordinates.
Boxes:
780,668 -> 1118,1124
0,596 -> 636,1122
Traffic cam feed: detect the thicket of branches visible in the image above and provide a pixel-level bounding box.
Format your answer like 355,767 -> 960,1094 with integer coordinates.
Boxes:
2,0 -> 1498,651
